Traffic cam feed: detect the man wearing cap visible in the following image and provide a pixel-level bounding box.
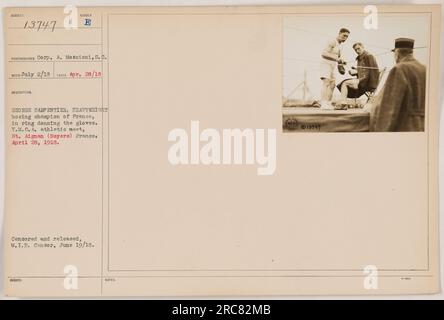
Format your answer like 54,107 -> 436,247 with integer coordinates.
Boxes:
319,28 -> 350,109
370,38 -> 426,132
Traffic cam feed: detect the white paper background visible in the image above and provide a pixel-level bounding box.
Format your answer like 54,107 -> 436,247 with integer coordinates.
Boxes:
0,0 -> 443,299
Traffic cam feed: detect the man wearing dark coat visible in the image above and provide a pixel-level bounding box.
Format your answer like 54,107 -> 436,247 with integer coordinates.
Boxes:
337,42 -> 380,102
370,38 -> 426,132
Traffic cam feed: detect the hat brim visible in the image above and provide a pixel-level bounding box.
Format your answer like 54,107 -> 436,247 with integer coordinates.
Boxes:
392,47 -> 415,52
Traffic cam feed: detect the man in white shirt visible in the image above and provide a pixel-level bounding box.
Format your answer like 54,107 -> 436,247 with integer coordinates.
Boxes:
319,28 -> 350,109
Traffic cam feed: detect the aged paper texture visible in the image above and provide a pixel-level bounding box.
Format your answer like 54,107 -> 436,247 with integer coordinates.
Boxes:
3,5 -> 441,296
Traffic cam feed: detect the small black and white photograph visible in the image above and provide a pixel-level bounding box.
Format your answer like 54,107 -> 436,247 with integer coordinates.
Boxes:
282,13 -> 429,132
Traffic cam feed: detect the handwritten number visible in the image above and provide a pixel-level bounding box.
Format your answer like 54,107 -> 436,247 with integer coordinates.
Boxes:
24,20 -> 57,32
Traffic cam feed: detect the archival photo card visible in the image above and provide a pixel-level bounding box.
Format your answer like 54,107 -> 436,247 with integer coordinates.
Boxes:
282,13 -> 430,132
2,5 -> 441,297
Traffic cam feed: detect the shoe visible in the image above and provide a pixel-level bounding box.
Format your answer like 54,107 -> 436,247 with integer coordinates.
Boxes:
334,101 -> 348,110
311,100 -> 321,108
320,101 -> 334,110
